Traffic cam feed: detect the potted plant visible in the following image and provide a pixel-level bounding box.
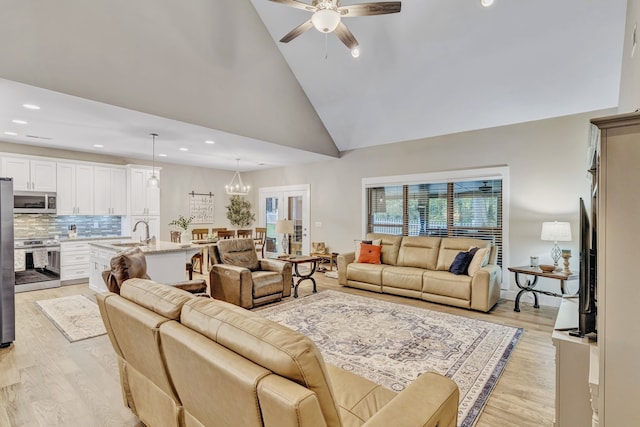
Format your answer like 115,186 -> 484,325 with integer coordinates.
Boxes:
225,195 -> 255,229
169,215 -> 194,243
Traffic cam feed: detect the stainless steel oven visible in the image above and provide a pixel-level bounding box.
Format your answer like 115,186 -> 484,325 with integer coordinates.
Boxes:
14,238 -> 61,292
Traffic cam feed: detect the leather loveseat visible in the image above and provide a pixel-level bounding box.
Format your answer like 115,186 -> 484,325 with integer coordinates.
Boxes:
338,233 -> 502,312
98,278 -> 460,427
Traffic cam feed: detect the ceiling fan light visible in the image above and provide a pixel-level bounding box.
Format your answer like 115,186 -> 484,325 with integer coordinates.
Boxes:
312,9 -> 341,33
351,46 -> 360,58
481,0 -> 495,7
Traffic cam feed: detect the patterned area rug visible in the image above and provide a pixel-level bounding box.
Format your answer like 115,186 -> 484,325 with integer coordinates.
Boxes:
258,290 -> 522,427
34,295 -> 107,343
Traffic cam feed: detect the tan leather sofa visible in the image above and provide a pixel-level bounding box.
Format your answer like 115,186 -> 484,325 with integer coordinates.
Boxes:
338,233 -> 502,312
98,278 -> 459,427
209,238 -> 293,308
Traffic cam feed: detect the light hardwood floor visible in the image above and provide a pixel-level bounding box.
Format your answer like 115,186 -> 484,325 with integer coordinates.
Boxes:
0,273 -> 558,427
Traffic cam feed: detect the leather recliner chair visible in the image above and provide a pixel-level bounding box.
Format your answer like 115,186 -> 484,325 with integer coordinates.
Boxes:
102,247 -> 207,295
209,238 -> 292,308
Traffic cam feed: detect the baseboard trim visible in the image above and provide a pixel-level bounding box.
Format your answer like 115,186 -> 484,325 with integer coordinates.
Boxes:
500,290 -> 561,308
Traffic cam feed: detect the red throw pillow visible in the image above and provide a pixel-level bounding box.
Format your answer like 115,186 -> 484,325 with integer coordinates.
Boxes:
357,243 -> 382,264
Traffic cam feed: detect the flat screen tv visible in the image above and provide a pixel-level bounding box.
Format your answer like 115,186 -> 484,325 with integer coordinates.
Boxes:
570,198 -> 597,337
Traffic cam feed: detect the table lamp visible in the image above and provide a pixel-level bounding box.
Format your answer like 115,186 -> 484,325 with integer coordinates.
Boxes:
541,221 -> 572,268
275,219 -> 294,255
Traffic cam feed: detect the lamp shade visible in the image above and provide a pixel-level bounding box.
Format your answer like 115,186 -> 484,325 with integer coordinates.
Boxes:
275,219 -> 294,234
541,221 -> 572,242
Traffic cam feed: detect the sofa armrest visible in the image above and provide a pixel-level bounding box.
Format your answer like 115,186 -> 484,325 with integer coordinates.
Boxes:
470,264 -> 502,312
363,372 -> 459,427
259,259 -> 293,298
337,252 -> 355,286
169,279 -> 207,295
209,264 -> 254,308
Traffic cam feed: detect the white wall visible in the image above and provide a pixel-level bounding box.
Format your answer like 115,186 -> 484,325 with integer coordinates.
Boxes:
619,0 -> 640,112
248,109 -> 616,295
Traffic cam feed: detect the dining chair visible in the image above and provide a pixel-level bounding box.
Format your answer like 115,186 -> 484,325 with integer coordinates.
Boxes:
191,228 -> 209,273
217,230 -> 236,239
237,229 -> 253,239
254,227 -> 267,258
211,227 -> 227,237
170,231 -> 195,280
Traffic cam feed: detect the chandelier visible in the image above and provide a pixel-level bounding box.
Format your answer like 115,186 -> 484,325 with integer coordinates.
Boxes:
225,159 -> 250,196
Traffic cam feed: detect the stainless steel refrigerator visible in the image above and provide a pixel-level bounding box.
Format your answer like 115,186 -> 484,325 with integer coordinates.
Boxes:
0,178 -> 15,347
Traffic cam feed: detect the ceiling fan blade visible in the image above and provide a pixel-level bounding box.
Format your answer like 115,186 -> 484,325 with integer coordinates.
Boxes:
334,22 -> 359,50
280,20 -> 314,43
269,0 -> 317,12
338,2 -> 401,17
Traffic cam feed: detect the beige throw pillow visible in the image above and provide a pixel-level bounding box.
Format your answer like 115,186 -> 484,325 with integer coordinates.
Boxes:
467,247 -> 489,276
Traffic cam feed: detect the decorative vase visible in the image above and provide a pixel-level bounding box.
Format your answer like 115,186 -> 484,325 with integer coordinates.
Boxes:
181,230 -> 191,244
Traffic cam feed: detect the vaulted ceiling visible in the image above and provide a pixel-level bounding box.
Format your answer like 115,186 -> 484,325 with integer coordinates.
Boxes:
0,0 -> 628,170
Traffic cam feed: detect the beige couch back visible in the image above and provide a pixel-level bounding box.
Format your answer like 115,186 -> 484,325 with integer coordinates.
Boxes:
98,278 -> 195,426
436,237 -> 492,271
99,279 -> 339,427
395,236 -> 442,269
366,233 -> 403,265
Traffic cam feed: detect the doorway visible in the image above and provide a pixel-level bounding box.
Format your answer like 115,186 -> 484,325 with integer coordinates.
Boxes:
258,184 -> 310,256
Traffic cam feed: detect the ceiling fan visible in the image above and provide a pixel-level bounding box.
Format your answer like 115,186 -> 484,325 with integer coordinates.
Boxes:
269,0 -> 402,57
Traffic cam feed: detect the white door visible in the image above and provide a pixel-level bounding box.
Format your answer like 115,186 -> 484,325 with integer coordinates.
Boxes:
258,185 -> 310,256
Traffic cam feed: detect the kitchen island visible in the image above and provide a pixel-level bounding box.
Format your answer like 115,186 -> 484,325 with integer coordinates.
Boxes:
88,240 -> 201,293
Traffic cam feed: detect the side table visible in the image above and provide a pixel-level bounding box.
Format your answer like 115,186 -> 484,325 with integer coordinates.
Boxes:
277,256 -> 321,298
508,266 -> 578,312
310,252 -> 338,271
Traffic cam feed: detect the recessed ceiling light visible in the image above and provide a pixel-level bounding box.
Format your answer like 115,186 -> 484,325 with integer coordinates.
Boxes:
4,131 -> 17,136
481,0 -> 494,7
12,119 -> 28,125
205,140 -> 216,145
22,104 -> 40,110
93,144 -> 104,148
179,147 -> 188,152
159,153 -> 167,157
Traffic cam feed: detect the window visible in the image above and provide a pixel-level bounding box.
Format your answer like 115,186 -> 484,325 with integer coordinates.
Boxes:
366,178 -> 504,266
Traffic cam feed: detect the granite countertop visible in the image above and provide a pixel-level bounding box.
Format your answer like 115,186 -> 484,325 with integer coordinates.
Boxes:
89,240 -> 199,254
58,235 -> 132,242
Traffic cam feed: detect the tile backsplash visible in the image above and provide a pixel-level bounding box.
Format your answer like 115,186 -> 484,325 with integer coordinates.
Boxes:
14,214 -> 122,239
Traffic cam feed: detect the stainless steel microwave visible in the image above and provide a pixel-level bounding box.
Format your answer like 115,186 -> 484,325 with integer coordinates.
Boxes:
13,192 -> 57,214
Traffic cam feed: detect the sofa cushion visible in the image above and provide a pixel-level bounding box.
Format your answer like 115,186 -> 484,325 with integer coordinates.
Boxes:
107,247 -> 150,293
217,238 -> 260,271
366,233 -> 403,265
347,262 -> 386,286
467,247 -> 490,276
423,270 -> 472,301
180,298 -> 342,427
396,236 -> 441,270
251,271 -> 284,298
120,278 -> 194,320
382,266 -> 425,292
436,237 -> 491,271
357,243 -> 382,264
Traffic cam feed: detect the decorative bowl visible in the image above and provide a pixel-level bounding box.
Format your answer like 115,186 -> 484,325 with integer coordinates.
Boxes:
539,264 -> 556,273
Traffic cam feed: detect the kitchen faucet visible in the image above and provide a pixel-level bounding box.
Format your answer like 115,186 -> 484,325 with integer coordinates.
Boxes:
133,220 -> 151,244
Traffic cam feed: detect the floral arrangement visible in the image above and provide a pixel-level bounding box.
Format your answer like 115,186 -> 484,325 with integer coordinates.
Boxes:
168,215 -> 194,231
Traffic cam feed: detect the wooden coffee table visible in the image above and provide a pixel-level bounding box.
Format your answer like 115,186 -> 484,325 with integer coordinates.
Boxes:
277,255 -> 321,298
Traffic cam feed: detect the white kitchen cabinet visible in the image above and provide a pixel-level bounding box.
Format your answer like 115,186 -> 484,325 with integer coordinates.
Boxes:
94,166 -> 127,215
60,241 -> 91,283
89,246 -> 118,293
2,157 -> 56,192
129,167 -> 160,216
57,162 -> 94,215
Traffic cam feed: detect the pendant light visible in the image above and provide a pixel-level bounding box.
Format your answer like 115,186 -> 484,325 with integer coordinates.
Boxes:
225,159 -> 250,196
147,133 -> 160,188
